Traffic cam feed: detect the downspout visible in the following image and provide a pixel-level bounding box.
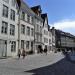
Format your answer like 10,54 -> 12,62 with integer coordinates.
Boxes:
16,0 -> 21,51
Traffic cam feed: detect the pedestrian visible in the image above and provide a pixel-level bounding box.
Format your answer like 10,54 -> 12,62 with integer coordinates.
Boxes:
22,49 -> 26,59
17,49 -> 21,59
44,46 -> 47,55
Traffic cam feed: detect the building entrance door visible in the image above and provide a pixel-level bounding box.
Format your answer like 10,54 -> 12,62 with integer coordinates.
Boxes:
0,40 -> 7,57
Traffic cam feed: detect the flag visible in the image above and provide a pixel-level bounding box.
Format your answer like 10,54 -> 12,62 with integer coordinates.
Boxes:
16,0 -> 21,9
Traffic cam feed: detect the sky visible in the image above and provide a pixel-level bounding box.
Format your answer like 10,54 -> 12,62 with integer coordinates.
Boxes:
24,0 -> 75,35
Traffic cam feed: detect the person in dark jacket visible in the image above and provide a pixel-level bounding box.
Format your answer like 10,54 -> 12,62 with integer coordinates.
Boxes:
22,49 -> 26,59
17,49 -> 21,59
44,46 -> 47,55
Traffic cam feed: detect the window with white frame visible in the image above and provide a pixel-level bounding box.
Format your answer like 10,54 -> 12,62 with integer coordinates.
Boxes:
10,24 -> 15,35
40,26 -> 42,32
21,40 -> 24,49
1,21 -> 8,34
49,32 -> 51,36
49,39 -> 51,44
31,17 -> 34,24
36,35 -> 39,42
3,5 -> 8,18
26,41 -> 29,49
21,25 -> 25,34
31,28 -> 34,36
44,30 -> 48,35
36,19 -> 39,23
27,14 -> 30,23
10,9 -> 15,21
44,38 -> 48,43
11,41 -> 16,52
21,12 -> 25,21
36,24 -> 39,31
27,26 -> 30,36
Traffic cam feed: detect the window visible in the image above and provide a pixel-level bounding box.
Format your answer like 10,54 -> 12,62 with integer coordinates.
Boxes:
1,21 -> 8,34
21,25 -> 25,34
11,41 -> 16,52
21,40 -> 24,49
27,26 -> 30,36
36,35 -> 39,42
49,39 -> 51,44
10,9 -> 15,21
44,38 -> 48,43
11,0 -> 16,7
36,24 -> 39,31
3,0 -> 9,3
26,41 -> 29,49
36,19 -> 39,23
44,30 -> 48,35
3,5 -> 8,18
21,12 -> 25,21
31,28 -> 34,36
31,41 -> 33,50
40,26 -> 42,32
40,21 -> 42,25
27,15 -> 30,23
31,17 -> 34,24
10,24 -> 15,35
49,32 -> 51,36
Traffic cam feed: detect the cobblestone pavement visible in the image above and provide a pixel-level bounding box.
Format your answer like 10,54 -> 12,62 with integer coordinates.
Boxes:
0,52 -> 74,75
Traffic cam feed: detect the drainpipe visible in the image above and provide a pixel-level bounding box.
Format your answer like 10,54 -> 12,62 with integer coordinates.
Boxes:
18,9 -> 21,51
16,0 -> 21,52
34,16 -> 36,53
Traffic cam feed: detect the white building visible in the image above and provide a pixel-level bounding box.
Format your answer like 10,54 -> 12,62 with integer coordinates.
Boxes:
41,14 -> 53,51
41,14 -> 49,50
31,5 -> 43,53
51,27 -> 56,51
0,0 -> 18,57
19,1 -> 35,53
0,0 -> 54,57
48,26 -> 53,51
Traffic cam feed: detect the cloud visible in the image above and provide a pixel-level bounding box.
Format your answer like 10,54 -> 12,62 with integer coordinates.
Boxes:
50,19 -> 75,35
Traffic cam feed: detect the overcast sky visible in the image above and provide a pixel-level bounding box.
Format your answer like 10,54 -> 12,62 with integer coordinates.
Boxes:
24,0 -> 75,35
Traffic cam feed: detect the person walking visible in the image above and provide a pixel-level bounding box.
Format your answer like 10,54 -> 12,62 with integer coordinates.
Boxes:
17,49 -> 21,59
22,49 -> 26,59
44,46 -> 47,55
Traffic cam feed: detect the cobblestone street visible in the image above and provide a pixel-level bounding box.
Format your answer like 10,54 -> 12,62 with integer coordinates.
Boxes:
0,52 -> 75,75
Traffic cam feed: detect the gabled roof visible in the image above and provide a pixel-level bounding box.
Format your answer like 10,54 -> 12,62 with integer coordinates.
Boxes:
31,5 -> 41,10
20,0 -> 35,16
31,5 -> 43,21
31,5 -> 42,17
41,13 -> 48,26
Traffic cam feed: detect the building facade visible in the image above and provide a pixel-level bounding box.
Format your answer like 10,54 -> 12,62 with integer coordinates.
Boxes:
55,29 -> 75,51
0,0 -> 18,57
1,0 -> 75,57
48,26 -> 53,51
18,1 -> 35,54
51,27 -> 56,51
41,14 -> 50,51
31,5 -> 43,53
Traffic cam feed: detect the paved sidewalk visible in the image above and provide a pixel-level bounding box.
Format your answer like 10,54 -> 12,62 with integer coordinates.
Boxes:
0,52 -> 64,75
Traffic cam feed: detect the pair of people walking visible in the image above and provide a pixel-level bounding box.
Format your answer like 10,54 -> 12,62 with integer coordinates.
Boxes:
18,49 -> 26,59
